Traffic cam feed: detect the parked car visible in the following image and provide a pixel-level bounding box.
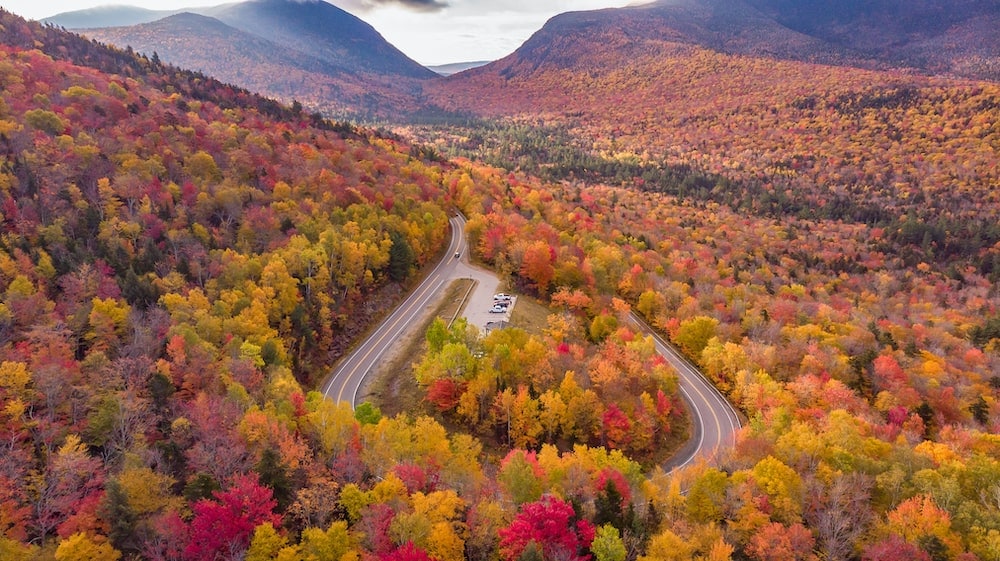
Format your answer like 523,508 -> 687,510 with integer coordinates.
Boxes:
489,305 -> 506,313
494,293 -> 512,301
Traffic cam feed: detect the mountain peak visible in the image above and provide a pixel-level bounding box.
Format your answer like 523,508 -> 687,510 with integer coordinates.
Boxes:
207,0 -> 434,78
71,0 -> 434,117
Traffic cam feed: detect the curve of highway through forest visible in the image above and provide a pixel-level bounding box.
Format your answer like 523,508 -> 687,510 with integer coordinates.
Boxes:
321,214 -> 742,471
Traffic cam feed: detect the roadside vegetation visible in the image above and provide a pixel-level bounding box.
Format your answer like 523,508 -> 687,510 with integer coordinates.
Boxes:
368,278 -> 474,418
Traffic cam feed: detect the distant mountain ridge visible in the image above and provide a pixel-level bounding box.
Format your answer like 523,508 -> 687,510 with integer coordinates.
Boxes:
204,0 -> 433,79
742,0 -> 1000,78
42,4 -> 181,28
85,12 -> 358,96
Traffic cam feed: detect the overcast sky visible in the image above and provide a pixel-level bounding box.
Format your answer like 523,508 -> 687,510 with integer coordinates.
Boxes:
1,0 -> 643,65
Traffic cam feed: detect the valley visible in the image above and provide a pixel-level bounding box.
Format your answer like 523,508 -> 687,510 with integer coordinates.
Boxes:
1,1 -> 999,560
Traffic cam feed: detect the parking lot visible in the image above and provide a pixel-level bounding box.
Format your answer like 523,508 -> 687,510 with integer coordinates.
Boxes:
462,284 -> 516,332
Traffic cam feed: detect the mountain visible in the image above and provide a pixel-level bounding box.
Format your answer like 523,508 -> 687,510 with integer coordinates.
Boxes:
425,0 -> 1000,242
453,0 -> 1000,81
42,4 -> 180,28
500,0 -> 856,71
84,11 -> 344,76
204,0 -> 433,79
741,0 -> 1000,79
77,12 -> 374,114
71,0 -> 434,117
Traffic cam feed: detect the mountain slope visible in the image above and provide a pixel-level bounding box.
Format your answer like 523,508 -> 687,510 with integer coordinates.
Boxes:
86,12 -> 343,77
425,0 -> 1000,242
79,12 -> 389,115
741,0 -> 1000,79
503,0 -> 861,71
468,0 -> 1000,81
75,0 -> 433,117
204,0 -> 433,79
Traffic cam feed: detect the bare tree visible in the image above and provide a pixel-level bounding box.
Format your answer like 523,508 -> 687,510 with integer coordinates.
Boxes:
805,472 -> 873,561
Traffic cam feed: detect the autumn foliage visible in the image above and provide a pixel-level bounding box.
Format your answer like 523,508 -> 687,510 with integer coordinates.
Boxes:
498,495 -> 595,561
1,7 -> 999,561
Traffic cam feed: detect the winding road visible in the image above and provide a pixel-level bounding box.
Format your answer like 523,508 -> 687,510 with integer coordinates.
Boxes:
630,312 -> 742,470
321,214 -> 741,470
321,214 -> 468,406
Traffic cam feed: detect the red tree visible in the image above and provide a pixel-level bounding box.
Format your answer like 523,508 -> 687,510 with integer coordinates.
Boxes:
595,468 -> 633,508
746,522 -> 817,561
498,495 -> 595,561
381,542 -> 435,561
183,474 -> 281,561
861,535 -> 931,561
0,476 -> 30,542
602,404 -> 632,449
426,378 -> 466,412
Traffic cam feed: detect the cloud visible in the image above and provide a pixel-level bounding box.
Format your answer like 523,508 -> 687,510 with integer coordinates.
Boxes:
361,0 -> 449,12
332,0 -> 639,64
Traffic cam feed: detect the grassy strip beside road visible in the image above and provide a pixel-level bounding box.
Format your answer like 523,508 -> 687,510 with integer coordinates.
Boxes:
507,294 -> 551,336
367,278 -> 474,418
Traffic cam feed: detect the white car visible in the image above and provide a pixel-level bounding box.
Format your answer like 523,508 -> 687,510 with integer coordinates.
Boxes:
489,305 -> 506,313
494,293 -> 512,302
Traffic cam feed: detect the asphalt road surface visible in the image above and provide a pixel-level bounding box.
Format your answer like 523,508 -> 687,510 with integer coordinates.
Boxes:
629,312 -> 742,471
321,214 -> 468,406
321,213 -> 741,470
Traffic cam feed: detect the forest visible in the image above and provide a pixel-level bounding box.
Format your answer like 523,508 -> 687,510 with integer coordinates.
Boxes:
0,8 -> 999,561
427,39 -> 1000,269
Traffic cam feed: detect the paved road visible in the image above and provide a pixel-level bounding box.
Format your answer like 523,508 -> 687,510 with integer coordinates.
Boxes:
322,213 -> 740,470
629,312 -> 742,470
321,214 -> 468,406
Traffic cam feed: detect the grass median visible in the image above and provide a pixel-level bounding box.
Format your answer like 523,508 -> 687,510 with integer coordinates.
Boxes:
366,278 -> 475,417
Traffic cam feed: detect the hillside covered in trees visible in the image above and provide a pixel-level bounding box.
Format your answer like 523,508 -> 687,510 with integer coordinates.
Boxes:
1,6 -> 1000,561
426,26 -> 1000,271
0,11 -> 682,561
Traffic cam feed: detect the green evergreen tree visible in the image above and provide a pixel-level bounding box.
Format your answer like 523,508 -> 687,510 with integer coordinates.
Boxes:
101,480 -> 136,553
388,230 -> 415,282
255,447 -> 294,512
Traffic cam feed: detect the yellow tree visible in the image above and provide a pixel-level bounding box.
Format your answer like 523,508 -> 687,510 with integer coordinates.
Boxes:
748,456 -> 804,524
55,532 -> 121,561
878,495 -> 964,559
296,521 -> 358,561
86,297 -> 130,353
246,523 -> 287,561
674,316 -> 719,359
